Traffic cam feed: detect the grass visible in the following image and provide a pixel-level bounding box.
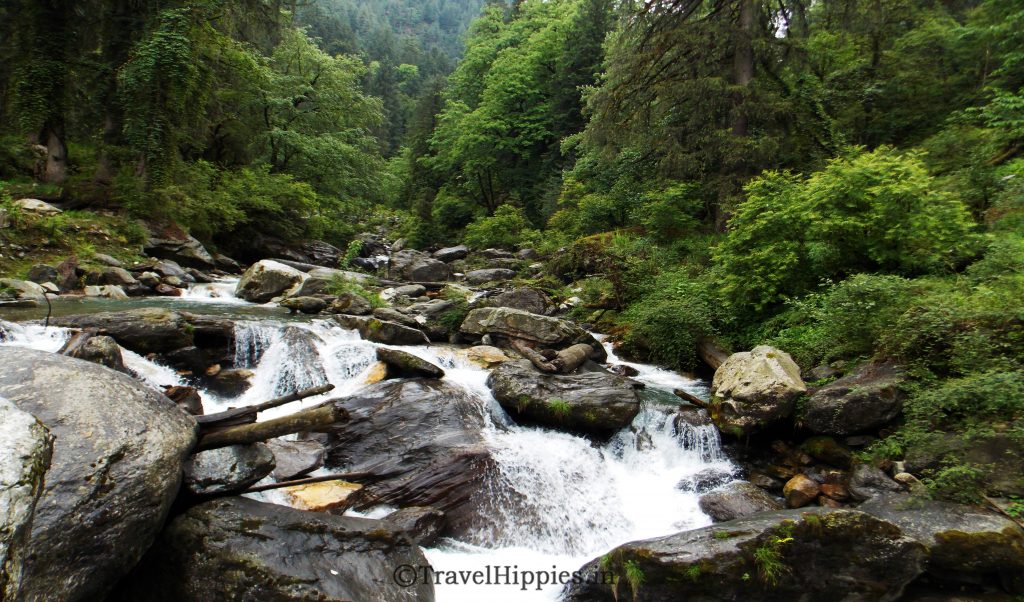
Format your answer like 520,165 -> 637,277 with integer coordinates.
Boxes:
327,275 -> 387,309
623,560 -> 645,599
546,398 -> 572,420
753,528 -> 794,587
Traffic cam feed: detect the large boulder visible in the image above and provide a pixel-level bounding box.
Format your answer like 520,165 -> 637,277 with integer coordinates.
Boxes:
0,398 -> 53,601
111,496 -> 434,602
58,332 -> 127,374
144,227 -> 215,269
52,308 -> 193,355
485,287 -> 554,315
376,347 -> 445,379
460,307 -> 606,359
391,250 -> 450,282
235,260 -> 307,303
860,494 -> 1024,592
333,315 -> 429,345
803,361 -> 906,435
698,481 -> 783,522
13,199 -> 60,216
320,379 -> 496,538
564,508 -> 926,602
183,444 -> 275,496
0,279 -> 46,307
487,360 -> 642,437
433,245 -> 469,262
0,348 -> 197,601
709,346 -> 807,437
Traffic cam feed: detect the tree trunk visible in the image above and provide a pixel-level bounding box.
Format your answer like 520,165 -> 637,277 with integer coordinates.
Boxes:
196,404 -> 349,451
731,0 -> 756,138
42,120 -> 68,185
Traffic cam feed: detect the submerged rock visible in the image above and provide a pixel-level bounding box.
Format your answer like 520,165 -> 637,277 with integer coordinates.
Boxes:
564,508 -> 926,602
486,360 -> 642,437
709,346 -> 807,437
0,348 -> 197,601
111,496 -> 434,602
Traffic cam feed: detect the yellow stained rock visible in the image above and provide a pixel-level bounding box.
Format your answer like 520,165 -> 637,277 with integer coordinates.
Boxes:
363,361 -> 389,384
460,345 -> 511,368
282,480 -> 363,512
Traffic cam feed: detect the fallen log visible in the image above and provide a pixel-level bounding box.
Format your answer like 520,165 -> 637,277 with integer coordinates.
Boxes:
674,388 -> 708,408
243,471 -> 392,494
196,403 -> 349,451
196,383 -> 335,429
552,343 -> 594,374
697,338 -> 730,371
510,338 -> 556,372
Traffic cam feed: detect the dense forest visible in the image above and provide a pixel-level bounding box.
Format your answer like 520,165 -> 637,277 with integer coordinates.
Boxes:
1,0 -> 1022,504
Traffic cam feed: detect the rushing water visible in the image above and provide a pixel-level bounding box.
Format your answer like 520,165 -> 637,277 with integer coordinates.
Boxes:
0,282 -> 736,601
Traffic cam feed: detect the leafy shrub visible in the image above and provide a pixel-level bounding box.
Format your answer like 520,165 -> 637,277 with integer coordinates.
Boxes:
463,205 -> 540,250
328,275 -> 386,309
432,190 -> 479,230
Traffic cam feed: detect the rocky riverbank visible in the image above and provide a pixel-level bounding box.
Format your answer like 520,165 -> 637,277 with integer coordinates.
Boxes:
1,229 -> 1023,601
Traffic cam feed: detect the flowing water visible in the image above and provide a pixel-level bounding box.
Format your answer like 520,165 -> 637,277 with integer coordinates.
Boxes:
0,282 -> 736,601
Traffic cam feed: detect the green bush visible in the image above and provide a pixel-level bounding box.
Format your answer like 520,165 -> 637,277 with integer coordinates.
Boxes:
327,275 -> 386,309
463,205 -> 540,250
715,147 -> 978,315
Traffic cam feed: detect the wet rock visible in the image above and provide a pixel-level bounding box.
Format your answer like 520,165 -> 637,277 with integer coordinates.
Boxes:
184,444 -> 275,496
433,245 -> 469,262
152,259 -> 192,281
329,292 -> 373,316
164,385 -> 204,416
137,271 -> 161,287
207,368 -> 254,397
376,347 -> 445,379
52,308 -> 193,355
280,296 -> 328,314
848,463 -> 903,501
59,332 -> 127,374
333,315 -> 429,346
0,398 -> 53,602
466,268 -> 516,285
487,360 -> 642,437
282,480 -> 362,512
709,345 -> 807,437
460,307 -> 606,359
384,507 -> 446,547
803,361 -> 907,435
236,260 -> 307,303
783,474 -> 821,508
321,379 -> 496,538
459,345 -> 512,368
861,494 -> 1024,592
111,497 -> 434,602
564,508 -> 926,602
267,439 -> 325,480
677,468 -> 736,494
154,283 -> 181,296
698,481 -> 784,521
0,348 -> 197,602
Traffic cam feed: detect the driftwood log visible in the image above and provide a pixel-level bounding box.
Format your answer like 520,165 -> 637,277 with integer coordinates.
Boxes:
196,403 -> 349,451
698,338 -> 730,371
196,383 -> 335,430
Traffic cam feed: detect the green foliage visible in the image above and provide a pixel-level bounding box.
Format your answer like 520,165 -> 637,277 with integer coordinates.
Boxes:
328,276 -> 387,309
753,529 -> 794,587
622,560 -> 644,600
715,148 -> 978,314
343,240 -> 363,268
546,399 -> 572,420
463,205 -> 540,250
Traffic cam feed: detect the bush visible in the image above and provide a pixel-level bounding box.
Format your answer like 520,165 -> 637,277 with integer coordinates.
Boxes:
715,147 -> 978,314
327,275 -> 386,309
463,205 -> 540,250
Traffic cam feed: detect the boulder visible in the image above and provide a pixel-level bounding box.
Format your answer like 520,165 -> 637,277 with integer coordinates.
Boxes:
83,284 -> 129,300
433,245 -> 470,262
183,444 -> 275,496
373,307 -> 420,328
328,293 -> 373,316
783,474 -> 821,508
803,361 -> 907,435
0,398 -> 53,602
211,253 -> 242,273
282,480 -> 363,512
235,260 -> 307,303
91,253 -> 122,268
13,199 -> 60,216
466,268 -> 516,285
25,265 -> 58,286
0,348 -> 197,601
207,368 -> 254,397
394,284 -> 427,298
280,296 -> 328,315
59,332 -> 127,374
0,279 -> 46,305
144,231 -> 215,269
52,308 -> 193,355
111,497 -> 434,602
54,257 -> 80,292
460,307 -> 606,359
299,240 -> 343,267
0,207 -> 8,229
321,379 -> 496,538
709,346 -> 807,437
564,508 -> 926,602
384,507 -> 446,547
698,481 -> 783,522
391,250 -> 450,282
151,259 -> 192,281
376,347 -> 445,379
799,436 -> 853,468
860,494 -> 1024,592
309,267 -> 371,284
677,467 -> 737,494
267,439 -> 325,480
486,360 -> 642,437
848,463 -> 903,501
164,386 -> 204,416
459,345 -> 512,368
98,266 -> 137,286
485,287 -> 553,315
333,315 -> 429,346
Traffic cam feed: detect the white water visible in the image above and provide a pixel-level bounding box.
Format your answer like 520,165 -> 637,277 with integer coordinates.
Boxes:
0,280 -> 735,601
178,277 -> 246,304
